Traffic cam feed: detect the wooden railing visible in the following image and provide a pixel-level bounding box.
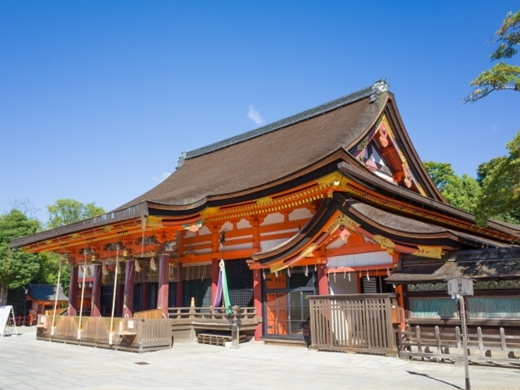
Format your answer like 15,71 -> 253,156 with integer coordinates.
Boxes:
167,306 -> 261,342
168,306 -> 259,327
308,294 -> 397,356
399,324 -> 520,364
36,314 -> 172,353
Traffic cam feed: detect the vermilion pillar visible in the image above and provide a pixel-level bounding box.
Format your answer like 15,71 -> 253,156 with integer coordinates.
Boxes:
211,259 -> 219,305
123,258 -> 135,318
317,264 -> 328,295
253,269 -> 262,341
68,265 -> 78,316
91,264 -> 102,317
157,254 -> 170,318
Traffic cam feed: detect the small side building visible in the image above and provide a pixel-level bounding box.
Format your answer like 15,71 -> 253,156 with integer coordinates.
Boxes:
27,284 -> 68,321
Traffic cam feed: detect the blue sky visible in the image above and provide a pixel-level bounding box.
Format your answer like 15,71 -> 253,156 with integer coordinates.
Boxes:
1,1 -> 519,223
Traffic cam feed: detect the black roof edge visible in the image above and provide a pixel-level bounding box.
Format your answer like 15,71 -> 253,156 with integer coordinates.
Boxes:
178,80 -> 389,165
10,202 -> 149,249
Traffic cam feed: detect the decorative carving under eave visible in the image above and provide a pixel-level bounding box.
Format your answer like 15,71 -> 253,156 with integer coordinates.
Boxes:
300,243 -> 317,258
339,214 -> 361,231
136,235 -> 159,246
146,216 -> 163,228
256,196 -> 273,205
413,245 -> 443,259
373,235 -> 395,250
104,242 -> 123,252
270,262 -> 287,273
163,239 -> 178,252
200,207 -> 220,219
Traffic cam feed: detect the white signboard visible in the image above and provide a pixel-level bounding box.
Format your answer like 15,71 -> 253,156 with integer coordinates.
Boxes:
447,277 -> 474,296
0,305 -> 15,336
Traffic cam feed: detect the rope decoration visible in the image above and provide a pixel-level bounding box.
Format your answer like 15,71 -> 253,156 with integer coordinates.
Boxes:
102,263 -> 108,276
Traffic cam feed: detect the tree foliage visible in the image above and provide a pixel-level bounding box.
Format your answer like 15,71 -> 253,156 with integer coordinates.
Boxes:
0,210 -> 41,305
423,161 -> 481,214
466,10 -> 520,102
46,199 -> 105,230
475,130 -> 520,226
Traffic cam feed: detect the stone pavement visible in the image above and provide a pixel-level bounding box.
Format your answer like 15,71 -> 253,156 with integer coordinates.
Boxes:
1,327 -> 519,390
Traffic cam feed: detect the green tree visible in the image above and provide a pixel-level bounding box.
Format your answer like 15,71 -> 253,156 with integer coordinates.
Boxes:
423,161 -> 481,213
0,210 -> 41,305
475,131 -> 520,226
465,10 -> 520,102
46,199 -> 105,230
41,199 -> 104,292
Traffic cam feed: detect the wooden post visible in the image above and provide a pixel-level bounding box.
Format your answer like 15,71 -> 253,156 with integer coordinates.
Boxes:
211,258 -> 219,304
142,282 -> 149,311
157,254 -> 170,319
317,264 -> 328,295
459,295 -> 471,390
68,264 -> 79,316
51,258 -> 62,336
500,327 -> 508,360
253,269 -> 262,341
123,258 -> 135,318
477,327 -> 485,358
91,264 -> 102,317
176,263 -> 183,307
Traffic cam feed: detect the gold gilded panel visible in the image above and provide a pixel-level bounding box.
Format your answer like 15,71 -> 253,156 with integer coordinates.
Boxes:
373,234 -> 395,249
413,246 -> 443,259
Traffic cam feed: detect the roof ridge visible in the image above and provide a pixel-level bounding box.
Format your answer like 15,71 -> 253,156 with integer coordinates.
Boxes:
177,79 -> 389,167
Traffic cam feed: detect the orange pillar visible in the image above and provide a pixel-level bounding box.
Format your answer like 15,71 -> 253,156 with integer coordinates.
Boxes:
211,259 -> 219,305
68,265 -> 78,316
91,264 -> 102,317
317,264 -> 328,295
157,254 -> 170,318
253,269 -> 263,341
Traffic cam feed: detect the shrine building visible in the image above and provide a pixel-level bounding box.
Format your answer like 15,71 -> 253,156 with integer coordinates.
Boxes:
11,80 -> 520,344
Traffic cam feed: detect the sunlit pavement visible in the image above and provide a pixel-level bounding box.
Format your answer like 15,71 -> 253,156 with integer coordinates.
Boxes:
1,327 -> 519,390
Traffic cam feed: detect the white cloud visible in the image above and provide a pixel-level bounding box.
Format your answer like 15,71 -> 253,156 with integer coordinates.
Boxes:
152,172 -> 171,183
248,104 -> 264,125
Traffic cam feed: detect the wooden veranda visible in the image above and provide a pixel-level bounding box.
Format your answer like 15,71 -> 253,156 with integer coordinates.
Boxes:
35,305 -> 261,352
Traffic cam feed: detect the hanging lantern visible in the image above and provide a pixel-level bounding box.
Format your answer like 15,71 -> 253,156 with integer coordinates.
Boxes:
304,265 -> 309,277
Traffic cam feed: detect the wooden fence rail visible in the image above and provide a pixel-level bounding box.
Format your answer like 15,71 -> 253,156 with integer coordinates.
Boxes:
167,306 -> 261,342
399,324 -> 520,365
308,294 -> 397,356
36,314 -> 172,353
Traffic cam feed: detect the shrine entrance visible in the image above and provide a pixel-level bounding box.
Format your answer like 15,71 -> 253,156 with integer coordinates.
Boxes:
263,269 -> 315,338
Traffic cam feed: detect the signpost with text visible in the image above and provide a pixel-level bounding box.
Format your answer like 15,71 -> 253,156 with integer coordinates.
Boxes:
447,277 -> 474,390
